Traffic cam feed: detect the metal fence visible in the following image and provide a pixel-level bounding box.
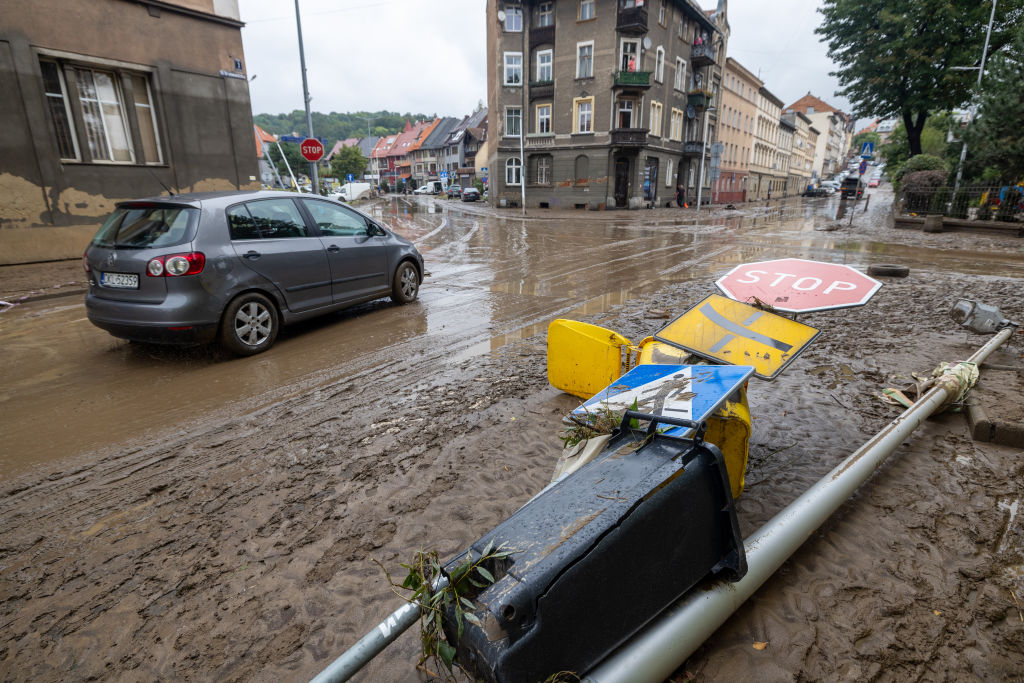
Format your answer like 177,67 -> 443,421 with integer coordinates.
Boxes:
899,185 -> 1024,222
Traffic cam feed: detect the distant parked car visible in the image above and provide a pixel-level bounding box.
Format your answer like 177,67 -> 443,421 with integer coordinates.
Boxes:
446,185 -> 462,198
868,177 -> 880,188
461,187 -> 481,202
83,191 -> 424,355
841,177 -> 864,199
413,184 -> 433,195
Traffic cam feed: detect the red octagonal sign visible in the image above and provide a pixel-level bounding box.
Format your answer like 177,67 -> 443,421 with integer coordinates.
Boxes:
299,138 -> 324,162
715,258 -> 882,313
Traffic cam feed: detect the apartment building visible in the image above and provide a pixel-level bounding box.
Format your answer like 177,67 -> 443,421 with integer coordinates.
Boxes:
777,116 -> 794,196
785,93 -> 850,178
749,85 -> 783,200
715,57 -> 759,203
0,0 -> 257,264
486,0 -> 728,210
782,110 -> 816,191
411,117 -> 460,186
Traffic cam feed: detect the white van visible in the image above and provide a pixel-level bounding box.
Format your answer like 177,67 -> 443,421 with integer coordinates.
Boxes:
414,181 -> 443,195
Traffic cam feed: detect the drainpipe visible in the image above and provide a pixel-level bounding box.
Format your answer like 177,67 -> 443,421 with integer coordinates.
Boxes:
586,326 -> 1016,683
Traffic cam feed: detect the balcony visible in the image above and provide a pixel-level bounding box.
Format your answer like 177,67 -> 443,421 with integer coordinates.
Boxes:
610,128 -> 648,147
690,43 -> 715,68
529,24 -> 554,48
616,5 -> 648,34
613,70 -> 652,91
528,80 -> 553,100
682,141 -> 705,156
687,90 -> 713,111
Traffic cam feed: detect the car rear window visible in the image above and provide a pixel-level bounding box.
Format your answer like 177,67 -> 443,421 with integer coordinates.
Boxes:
91,205 -> 198,249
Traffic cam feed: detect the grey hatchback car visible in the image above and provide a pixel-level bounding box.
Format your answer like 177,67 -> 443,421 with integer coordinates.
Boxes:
84,190 -> 424,355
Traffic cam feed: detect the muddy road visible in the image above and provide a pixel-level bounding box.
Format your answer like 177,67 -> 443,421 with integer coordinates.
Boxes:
1,187 -> 1023,682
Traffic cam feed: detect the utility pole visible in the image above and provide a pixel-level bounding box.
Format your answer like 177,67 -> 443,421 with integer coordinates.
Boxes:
294,0 -> 318,194
952,0 -> 998,199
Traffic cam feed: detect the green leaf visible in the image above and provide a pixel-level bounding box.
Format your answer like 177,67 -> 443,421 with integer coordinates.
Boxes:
460,597 -> 476,610
438,641 -> 457,670
456,607 -> 464,641
476,566 -> 495,584
482,539 -> 495,557
464,612 -> 483,627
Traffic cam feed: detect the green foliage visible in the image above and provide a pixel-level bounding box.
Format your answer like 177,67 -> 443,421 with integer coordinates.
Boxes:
900,154 -> 949,177
852,131 -> 881,152
253,110 -> 433,145
960,23 -> 1024,184
329,146 -> 368,180
375,542 -> 514,679
264,142 -> 304,181
817,0 -> 1024,155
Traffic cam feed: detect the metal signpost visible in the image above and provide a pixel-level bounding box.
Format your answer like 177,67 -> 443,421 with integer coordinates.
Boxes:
293,0 -> 319,194
715,258 -> 882,313
653,294 -> 820,380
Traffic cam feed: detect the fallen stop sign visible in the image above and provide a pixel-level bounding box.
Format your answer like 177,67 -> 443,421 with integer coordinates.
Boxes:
715,258 -> 881,313
299,138 -> 324,162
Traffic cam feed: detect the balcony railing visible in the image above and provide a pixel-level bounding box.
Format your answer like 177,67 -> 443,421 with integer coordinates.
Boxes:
613,70 -> 652,88
610,128 -> 648,147
687,90 -> 713,111
690,43 -> 715,68
682,141 -> 704,156
530,24 -> 554,48
525,135 -> 555,148
616,5 -> 648,34
528,80 -> 553,100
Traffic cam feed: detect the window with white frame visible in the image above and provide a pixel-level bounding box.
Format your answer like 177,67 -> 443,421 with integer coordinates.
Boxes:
536,49 -> 553,82
504,6 -> 522,31
537,2 -> 554,26
674,57 -> 686,91
506,157 -> 522,185
616,98 -> 634,129
505,106 -> 521,137
504,52 -> 522,85
658,0 -> 666,25
576,42 -> 594,78
40,61 -> 80,161
665,159 -> 673,187
650,101 -> 663,137
579,0 -> 595,21
620,38 -> 639,72
76,68 -> 135,163
533,154 -> 552,185
536,103 -> 552,134
573,96 -> 593,133
655,46 -> 665,82
670,108 -> 683,141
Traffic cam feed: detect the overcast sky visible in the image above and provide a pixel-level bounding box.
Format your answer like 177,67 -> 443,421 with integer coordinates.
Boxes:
240,0 -> 868,128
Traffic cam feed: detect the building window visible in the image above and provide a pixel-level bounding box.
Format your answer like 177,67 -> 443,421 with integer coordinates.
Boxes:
654,47 -> 665,82
617,98 -> 634,129
576,42 -> 594,78
575,155 -> 589,183
506,157 -> 522,185
536,49 -> 553,82
579,0 -> 595,21
620,39 -> 639,72
665,159 -> 673,187
658,0 -> 667,26
537,1 -> 554,26
674,58 -> 686,91
536,103 -> 552,134
75,68 -> 136,163
504,52 -> 522,85
131,74 -> 163,164
504,6 -> 522,31
40,61 -> 80,161
505,107 -> 521,137
573,96 -> 594,134
670,108 -> 684,141
649,101 -> 663,137
689,165 -> 695,188
533,154 -> 552,185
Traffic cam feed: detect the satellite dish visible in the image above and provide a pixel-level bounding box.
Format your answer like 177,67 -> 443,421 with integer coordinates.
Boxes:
497,9 -> 506,21
642,36 -> 652,50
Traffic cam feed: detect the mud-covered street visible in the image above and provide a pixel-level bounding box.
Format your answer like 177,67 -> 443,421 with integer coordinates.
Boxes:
2,187 -> 1023,682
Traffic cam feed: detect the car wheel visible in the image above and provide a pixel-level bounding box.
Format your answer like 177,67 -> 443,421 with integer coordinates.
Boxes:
220,292 -> 279,355
867,263 -> 910,278
391,261 -> 420,304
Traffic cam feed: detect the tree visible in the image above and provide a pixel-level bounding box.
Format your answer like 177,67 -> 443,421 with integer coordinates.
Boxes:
329,146 -> 368,181
960,23 -> 1024,184
265,142 -> 303,183
851,131 -> 881,153
817,0 -> 1024,157
880,112 -> 956,179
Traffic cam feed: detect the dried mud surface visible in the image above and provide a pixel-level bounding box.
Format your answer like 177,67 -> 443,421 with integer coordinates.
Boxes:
1,191 -> 1023,682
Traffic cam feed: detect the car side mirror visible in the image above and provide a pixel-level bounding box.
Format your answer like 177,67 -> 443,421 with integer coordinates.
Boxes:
367,223 -> 386,237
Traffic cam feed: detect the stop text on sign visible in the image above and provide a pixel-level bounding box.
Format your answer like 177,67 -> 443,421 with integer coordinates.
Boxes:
734,269 -> 858,295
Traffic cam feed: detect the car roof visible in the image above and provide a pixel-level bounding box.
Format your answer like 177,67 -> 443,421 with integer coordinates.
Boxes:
116,190 -> 325,209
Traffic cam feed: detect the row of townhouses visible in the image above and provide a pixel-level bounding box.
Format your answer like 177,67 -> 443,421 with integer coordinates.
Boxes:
486,0 -> 854,210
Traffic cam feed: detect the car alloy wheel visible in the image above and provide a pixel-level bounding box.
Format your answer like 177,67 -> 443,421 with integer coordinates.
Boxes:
391,262 -> 420,304
220,292 -> 279,355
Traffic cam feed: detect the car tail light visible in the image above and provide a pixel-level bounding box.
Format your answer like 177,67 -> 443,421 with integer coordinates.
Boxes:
82,251 -> 91,273
146,252 -> 205,277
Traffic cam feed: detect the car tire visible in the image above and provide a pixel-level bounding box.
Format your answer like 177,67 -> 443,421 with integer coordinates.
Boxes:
219,292 -> 279,355
391,261 -> 420,304
867,263 -> 910,278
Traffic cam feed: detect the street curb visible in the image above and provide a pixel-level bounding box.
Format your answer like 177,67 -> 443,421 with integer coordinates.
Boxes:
965,396 -> 1024,448
2,286 -> 88,306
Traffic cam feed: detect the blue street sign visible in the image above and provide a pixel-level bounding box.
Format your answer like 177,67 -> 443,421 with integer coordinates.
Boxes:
860,141 -> 874,156
481,167 -> 488,173
279,135 -> 328,145
859,160 -> 868,175
346,173 -> 354,181
569,364 -> 754,438
440,170 -> 448,179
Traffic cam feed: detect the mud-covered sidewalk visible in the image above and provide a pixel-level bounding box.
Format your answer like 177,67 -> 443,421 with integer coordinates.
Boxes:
1,188 -> 1023,682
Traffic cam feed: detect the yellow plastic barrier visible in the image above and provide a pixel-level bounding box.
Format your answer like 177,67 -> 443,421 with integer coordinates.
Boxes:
548,321 -> 752,498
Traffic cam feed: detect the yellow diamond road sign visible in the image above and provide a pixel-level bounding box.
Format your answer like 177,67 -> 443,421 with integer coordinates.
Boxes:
654,293 -> 820,380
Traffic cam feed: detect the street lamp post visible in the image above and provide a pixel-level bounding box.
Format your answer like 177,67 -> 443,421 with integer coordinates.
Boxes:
952,0 -> 998,199
696,106 -> 716,212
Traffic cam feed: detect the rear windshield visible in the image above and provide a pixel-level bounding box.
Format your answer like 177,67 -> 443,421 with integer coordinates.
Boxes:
91,205 -> 199,249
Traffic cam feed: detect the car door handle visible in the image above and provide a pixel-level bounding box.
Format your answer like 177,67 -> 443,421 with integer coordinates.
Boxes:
327,245 -> 341,253
244,250 -> 261,260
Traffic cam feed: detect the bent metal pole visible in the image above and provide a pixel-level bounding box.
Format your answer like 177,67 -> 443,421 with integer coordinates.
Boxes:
587,325 -> 1016,683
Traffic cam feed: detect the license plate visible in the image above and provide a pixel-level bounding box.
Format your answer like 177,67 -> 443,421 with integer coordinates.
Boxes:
100,271 -> 139,289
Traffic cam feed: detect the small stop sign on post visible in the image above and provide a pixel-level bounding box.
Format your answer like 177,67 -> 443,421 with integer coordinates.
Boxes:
300,138 -> 324,162
715,258 -> 881,312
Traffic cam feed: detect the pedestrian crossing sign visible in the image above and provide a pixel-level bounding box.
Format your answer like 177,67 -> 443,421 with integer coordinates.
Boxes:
654,293 -> 820,380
